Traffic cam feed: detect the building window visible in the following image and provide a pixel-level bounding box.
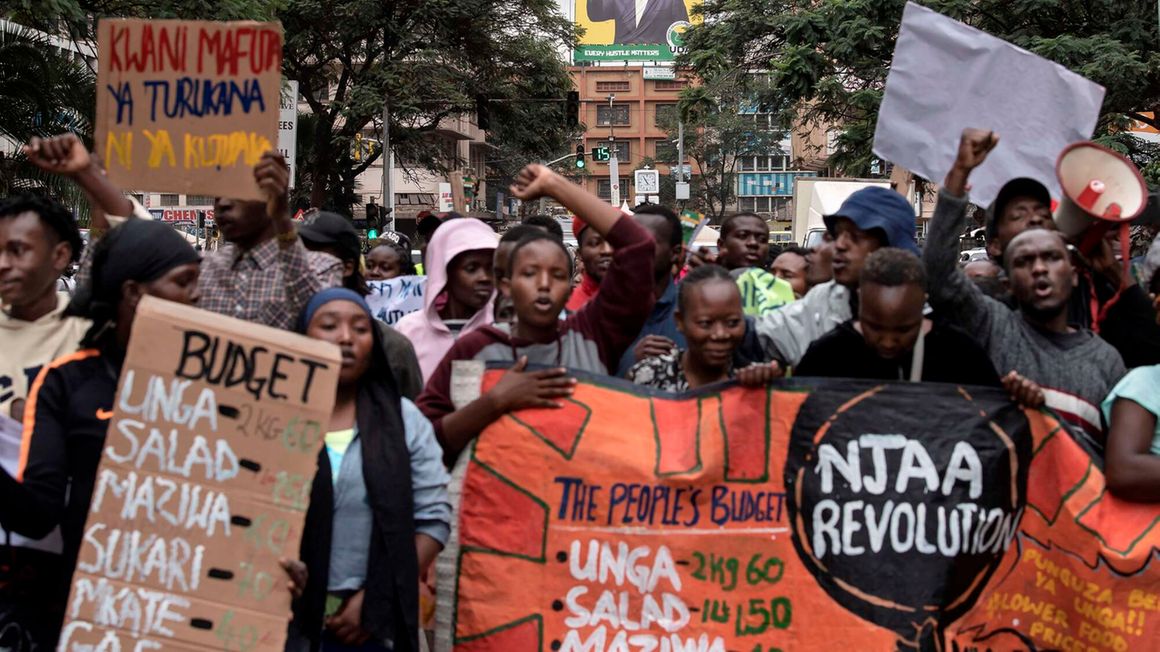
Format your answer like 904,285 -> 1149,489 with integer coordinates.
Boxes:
596,104 -> 631,127
740,155 -> 789,172
596,140 -> 631,162
185,194 -> 214,206
159,194 -> 180,207
826,129 -> 839,155
597,178 -> 631,201
655,103 -> 677,127
595,81 -> 630,93
736,196 -> 791,218
654,80 -> 687,91
654,140 -> 677,163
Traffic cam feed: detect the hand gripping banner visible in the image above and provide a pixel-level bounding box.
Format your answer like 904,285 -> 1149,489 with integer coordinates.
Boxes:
435,372 -> 1160,652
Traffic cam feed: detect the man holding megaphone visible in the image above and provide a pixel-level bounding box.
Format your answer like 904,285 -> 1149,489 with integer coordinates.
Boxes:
979,144 -> 1160,370
925,129 -> 1126,445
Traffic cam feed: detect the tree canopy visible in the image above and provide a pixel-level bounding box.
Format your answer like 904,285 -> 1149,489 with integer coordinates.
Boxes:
279,0 -> 578,211
679,0 -> 1160,184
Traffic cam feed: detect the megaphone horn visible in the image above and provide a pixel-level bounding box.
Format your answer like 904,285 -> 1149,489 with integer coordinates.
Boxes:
1054,141 -> 1147,241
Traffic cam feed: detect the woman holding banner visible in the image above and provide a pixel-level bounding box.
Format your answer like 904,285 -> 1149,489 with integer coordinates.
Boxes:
627,264 -> 783,392
0,219 -> 200,650
294,288 -> 451,652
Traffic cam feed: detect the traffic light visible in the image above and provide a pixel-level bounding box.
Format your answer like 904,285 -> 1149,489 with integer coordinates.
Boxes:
575,143 -> 585,169
592,146 -> 610,162
566,91 -> 579,128
366,203 -> 379,230
368,228 -> 379,239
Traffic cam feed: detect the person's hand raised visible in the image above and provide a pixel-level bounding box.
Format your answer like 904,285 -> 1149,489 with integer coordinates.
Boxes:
510,164 -> 560,202
254,151 -> 290,219
24,134 -> 93,176
953,128 -> 999,173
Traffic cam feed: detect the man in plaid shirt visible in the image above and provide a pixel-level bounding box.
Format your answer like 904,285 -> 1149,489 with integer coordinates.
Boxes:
26,136 -> 341,332
200,151 -> 342,329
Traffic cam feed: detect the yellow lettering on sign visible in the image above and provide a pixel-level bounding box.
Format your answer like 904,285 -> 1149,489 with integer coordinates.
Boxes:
105,131 -> 133,170
142,130 -> 177,169
183,132 -> 273,169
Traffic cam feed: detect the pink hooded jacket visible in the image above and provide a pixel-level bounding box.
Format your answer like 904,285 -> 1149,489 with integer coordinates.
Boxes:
395,218 -> 498,381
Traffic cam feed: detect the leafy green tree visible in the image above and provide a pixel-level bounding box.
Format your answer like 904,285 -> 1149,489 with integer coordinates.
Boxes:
680,0 -> 1160,182
0,25 -> 95,218
660,79 -> 780,220
279,0 -> 578,211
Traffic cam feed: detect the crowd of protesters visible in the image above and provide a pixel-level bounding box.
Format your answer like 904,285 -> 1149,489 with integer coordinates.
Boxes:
0,125 -> 1158,652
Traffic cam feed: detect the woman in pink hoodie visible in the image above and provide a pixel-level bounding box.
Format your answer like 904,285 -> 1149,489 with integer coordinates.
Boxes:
395,218 -> 498,380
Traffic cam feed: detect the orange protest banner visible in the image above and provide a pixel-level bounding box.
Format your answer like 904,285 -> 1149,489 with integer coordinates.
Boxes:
58,297 -> 340,651
438,372 -> 1160,651
94,19 -> 283,200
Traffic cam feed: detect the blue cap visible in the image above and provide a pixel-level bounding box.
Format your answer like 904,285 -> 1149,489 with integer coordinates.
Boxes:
822,186 -> 918,254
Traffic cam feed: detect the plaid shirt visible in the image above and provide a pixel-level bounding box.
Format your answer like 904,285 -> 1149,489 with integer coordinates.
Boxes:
198,237 -> 343,330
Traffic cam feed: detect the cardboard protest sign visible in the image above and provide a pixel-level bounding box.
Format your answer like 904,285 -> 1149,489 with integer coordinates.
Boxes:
94,19 -> 284,200
437,372 -> 1160,651
366,275 -> 427,326
872,3 -> 1105,207
59,297 -> 340,651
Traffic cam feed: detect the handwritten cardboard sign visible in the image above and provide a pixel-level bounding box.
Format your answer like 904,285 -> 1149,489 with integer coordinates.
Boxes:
59,296 -> 340,651
94,19 -> 284,200
366,275 -> 426,326
436,373 -> 1160,651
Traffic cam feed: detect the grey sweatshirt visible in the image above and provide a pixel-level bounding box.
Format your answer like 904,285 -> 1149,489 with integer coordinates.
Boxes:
924,189 -> 1126,439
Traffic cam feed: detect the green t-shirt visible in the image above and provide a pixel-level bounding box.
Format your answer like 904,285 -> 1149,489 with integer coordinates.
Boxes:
734,268 -> 796,317
1102,365 -> 1160,455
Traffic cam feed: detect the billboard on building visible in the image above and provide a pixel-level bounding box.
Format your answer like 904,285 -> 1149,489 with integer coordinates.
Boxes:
574,0 -> 699,62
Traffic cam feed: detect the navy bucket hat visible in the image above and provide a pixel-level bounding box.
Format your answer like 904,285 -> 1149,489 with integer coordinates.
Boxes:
822,186 -> 919,254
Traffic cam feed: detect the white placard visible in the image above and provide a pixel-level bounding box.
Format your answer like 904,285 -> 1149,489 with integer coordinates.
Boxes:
366,275 -> 427,325
872,2 -> 1105,207
438,183 -> 454,212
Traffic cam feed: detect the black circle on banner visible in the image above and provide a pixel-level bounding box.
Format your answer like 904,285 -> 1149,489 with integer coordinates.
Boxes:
783,381 -> 1031,650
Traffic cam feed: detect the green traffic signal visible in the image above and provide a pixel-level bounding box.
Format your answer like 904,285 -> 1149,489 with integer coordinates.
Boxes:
368,229 -> 379,239
576,158 -> 586,169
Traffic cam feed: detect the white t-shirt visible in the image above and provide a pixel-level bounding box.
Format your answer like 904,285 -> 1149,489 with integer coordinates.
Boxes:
0,293 -> 89,420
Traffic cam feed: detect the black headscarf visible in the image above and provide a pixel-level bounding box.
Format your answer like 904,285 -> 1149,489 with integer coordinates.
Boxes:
68,219 -> 199,347
295,291 -> 419,651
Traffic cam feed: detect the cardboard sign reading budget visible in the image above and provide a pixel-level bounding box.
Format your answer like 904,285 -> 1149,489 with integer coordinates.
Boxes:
59,297 -> 340,651
438,373 -> 1160,651
95,19 -> 284,200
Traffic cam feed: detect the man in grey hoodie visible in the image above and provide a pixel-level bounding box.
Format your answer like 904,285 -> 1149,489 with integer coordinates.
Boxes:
925,129 -> 1125,443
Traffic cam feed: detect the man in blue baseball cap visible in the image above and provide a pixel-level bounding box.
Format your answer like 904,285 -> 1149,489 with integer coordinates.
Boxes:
751,184 -> 919,367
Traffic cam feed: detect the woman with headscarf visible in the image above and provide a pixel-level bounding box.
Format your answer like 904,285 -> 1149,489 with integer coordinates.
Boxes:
0,219 -> 200,649
293,288 -> 451,652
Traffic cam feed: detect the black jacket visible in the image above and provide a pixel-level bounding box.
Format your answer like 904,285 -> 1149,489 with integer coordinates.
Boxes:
0,347 -> 119,638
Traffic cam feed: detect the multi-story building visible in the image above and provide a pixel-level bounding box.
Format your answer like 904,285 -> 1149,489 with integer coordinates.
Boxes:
570,65 -> 698,205
732,110 -> 817,231
353,113 -> 491,238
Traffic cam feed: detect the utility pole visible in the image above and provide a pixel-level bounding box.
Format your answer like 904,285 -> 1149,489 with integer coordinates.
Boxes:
607,94 -> 620,207
380,100 -> 393,231
675,119 -> 691,202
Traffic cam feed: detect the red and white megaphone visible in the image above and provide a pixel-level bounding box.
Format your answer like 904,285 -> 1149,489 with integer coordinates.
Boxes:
1054,141 -> 1148,248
